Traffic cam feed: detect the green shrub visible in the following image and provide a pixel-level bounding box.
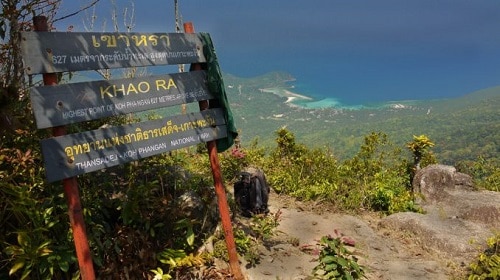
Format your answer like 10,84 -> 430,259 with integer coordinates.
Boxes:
249,210 -> 282,241
265,129 -> 419,214
1,128 -> 79,279
468,233 -> 500,280
458,157 -> 500,192
312,233 -> 366,279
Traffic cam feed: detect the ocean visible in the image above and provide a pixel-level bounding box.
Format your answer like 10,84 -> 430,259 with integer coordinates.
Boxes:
217,47 -> 500,109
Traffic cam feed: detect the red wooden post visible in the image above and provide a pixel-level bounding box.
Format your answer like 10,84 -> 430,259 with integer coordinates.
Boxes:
184,22 -> 244,280
33,16 -> 96,280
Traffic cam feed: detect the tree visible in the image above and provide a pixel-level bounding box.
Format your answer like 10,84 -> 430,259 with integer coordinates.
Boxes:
0,1 -> 101,278
1,1 -> 56,136
406,134 -> 435,171
0,0 -> 99,136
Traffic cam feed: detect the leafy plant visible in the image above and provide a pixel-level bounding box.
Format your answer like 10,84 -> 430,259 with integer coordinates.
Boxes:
367,169 -> 421,214
1,129 -> 80,279
156,248 -> 208,277
215,210 -> 281,266
173,218 -> 195,250
249,210 -> 282,241
219,146 -> 250,181
150,267 -> 172,280
468,233 -> 500,280
312,233 -> 366,280
213,227 -> 260,266
406,134 -> 436,170
264,129 -> 421,214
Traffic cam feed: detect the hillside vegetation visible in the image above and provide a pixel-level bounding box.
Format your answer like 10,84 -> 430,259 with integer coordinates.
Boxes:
222,71 -> 499,165
1,67 -> 498,278
1,2 -> 497,278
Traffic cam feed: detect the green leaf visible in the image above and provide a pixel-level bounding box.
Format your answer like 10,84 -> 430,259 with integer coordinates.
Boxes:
321,255 -> 337,264
20,268 -> 32,280
325,270 -> 340,277
17,232 -> 29,247
324,263 -> 338,272
9,260 -> 25,275
59,261 -> 69,272
351,261 -> 361,270
186,227 -> 195,246
336,257 -> 348,267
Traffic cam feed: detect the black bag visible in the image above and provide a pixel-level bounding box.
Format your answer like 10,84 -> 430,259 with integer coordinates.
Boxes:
233,167 -> 270,217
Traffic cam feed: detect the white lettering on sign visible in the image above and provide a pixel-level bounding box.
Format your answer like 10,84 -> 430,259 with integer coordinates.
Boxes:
199,132 -> 211,140
62,106 -> 106,120
138,142 -> 167,155
75,154 -> 118,170
170,136 -> 197,147
98,78 -> 179,99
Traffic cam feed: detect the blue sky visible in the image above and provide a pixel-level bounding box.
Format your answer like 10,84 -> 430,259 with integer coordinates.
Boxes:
56,0 -> 500,103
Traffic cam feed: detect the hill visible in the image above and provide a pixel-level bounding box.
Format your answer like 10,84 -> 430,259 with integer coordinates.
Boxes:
222,72 -> 499,164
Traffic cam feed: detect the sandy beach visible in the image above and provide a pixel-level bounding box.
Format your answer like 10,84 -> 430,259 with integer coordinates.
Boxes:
260,88 -> 313,103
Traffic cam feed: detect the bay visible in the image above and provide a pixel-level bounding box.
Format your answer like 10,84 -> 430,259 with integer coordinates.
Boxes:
217,47 -> 500,108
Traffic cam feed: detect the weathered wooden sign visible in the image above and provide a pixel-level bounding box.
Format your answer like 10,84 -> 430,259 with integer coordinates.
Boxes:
22,18 -> 242,279
30,70 -> 212,129
41,108 -> 226,182
21,32 -> 206,74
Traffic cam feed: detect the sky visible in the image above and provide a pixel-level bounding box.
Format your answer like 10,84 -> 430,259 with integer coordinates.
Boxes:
55,0 -> 500,104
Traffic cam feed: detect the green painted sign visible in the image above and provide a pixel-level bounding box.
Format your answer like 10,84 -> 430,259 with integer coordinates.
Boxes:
30,70 -> 212,129
21,32 -> 206,74
41,108 -> 227,182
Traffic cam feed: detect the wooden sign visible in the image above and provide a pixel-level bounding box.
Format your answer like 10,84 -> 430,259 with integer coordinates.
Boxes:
41,108 -> 227,182
30,70 -> 212,129
20,32 -> 206,74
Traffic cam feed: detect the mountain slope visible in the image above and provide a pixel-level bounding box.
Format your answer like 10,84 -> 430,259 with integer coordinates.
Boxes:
224,72 -> 499,164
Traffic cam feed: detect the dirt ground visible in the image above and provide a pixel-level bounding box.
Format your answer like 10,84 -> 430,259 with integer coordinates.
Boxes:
239,192 -> 460,280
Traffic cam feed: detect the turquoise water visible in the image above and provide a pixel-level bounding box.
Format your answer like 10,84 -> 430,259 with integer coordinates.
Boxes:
286,78 -> 377,109
293,97 -> 342,108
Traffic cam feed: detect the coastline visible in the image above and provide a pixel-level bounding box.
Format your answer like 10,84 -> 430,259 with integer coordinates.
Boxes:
259,86 -> 421,110
260,87 -> 313,103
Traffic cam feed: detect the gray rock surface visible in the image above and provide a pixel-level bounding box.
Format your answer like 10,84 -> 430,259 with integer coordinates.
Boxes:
380,164 -> 500,265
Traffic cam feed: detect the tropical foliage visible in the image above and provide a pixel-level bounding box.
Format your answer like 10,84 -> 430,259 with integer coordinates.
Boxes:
312,232 -> 366,280
0,2 -> 498,278
468,233 -> 500,280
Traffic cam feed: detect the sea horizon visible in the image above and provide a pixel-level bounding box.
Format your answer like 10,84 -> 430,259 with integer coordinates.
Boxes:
218,47 -> 500,109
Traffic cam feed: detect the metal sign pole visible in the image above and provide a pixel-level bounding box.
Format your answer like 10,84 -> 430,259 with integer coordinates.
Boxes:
33,16 -> 96,280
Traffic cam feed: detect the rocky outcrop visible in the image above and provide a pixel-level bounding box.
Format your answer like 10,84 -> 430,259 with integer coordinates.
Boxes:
380,164 -> 500,265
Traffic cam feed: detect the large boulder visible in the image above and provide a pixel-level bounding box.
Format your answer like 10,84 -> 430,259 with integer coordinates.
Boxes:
412,164 -> 474,202
412,164 -> 499,227
380,164 -> 500,264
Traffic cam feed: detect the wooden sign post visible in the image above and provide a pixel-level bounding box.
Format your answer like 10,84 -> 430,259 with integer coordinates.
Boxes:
33,16 -> 96,280
24,17 -> 242,279
185,22 -> 244,280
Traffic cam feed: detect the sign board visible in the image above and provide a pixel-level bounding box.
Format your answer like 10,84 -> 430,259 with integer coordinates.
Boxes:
41,108 -> 227,182
20,32 -> 206,74
30,70 -> 212,129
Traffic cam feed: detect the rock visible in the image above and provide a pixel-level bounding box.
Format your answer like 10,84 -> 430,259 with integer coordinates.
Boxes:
412,164 -> 474,203
176,190 -> 219,233
177,190 -> 205,219
380,212 -> 491,264
412,164 -> 500,226
381,164 -> 500,265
